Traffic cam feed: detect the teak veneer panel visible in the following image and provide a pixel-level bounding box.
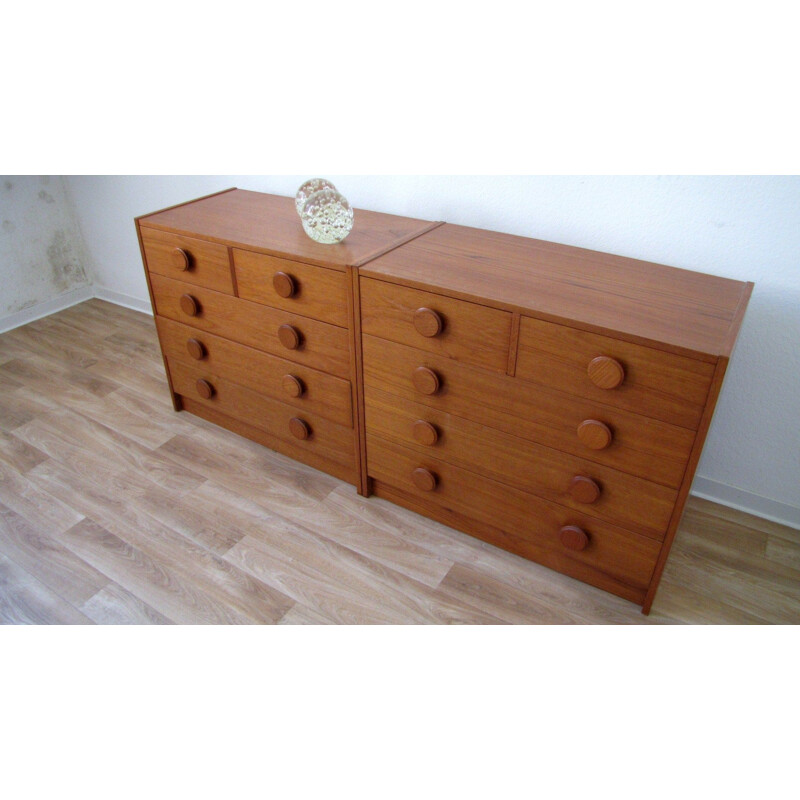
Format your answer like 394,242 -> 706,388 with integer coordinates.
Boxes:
150,274 -> 351,379
233,250 -> 350,328
362,335 -> 695,489
364,385 -> 677,539
155,316 -> 353,428
360,223 -> 752,360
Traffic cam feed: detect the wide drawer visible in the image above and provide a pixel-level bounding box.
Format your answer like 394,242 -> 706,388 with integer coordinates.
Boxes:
360,277 -> 512,373
364,385 -> 676,538
367,436 -> 661,594
233,249 -> 349,327
362,335 -> 695,488
141,227 -> 233,294
150,273 -> 350,378
168,357 -> 355,471
516,316 -> 715,429
156,316 -> 353,428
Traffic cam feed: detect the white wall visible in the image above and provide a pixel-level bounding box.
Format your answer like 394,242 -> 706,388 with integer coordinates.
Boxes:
0,176 -> 92,327
63,175 -> 800,525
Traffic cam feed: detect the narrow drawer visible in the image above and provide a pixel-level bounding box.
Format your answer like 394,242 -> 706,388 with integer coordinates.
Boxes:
516,316 -> 715,429
233,249 -> 349,327
150,273 -> 350,378
367,436 -> 661,594
360,277 -> 512,372
141,227 -> 233,294
168,357 -> 355,471
156,316 -> 353,428
362,335 -> 695,488
364,385 -> 677,539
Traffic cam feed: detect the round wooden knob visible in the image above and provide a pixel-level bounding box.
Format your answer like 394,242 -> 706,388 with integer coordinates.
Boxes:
577,419 -> 613,450
411,467 -> 438,492
195,379 -> 215,399
186,338 -> 206,360
273,272 -> 297,299
171,247 -> 190,271
179,294 -> 200,317
560,525 -> 589,551
412,366 -> 441,395
289,417 -> 311,440
568,476 -> 601,504
278,324 -> 302,350
282,374 -> 305,398
413,307 -> 444,338
412,420 -> 439,446
588,356 -> 625,389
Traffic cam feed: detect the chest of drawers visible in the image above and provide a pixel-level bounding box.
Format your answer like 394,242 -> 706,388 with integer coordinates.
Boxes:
137,189 -> 752,614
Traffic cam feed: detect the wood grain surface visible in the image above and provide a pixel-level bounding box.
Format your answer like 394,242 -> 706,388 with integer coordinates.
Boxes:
1,299 -> 795,625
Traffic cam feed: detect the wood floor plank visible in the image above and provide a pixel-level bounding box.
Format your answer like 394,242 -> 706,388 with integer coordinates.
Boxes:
277,604 -> 337,625
0,354 -> 119,401
0,501 -> 109,606
25,461 -> 293,624
80,582 -> 174,625
0,430 -> 49,473
649,579 -> 767,625
765,536 -> 800,574
0,552 -> 94,625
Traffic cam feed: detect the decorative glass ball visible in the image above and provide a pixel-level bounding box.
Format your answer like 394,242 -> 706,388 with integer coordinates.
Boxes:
300,188 -> 354,244
295,178 -> 337,216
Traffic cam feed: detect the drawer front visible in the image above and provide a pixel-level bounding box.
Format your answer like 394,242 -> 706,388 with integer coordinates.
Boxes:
360,277 -> 512,372
141,227 -> 233,294
168,357 -> 355,470
516,316 -> 715,430
363,335 -> 694,488
150,274 -> 350,378
156,316 -> 353,428
367,436 -> 661,592
364,385 -> 676,538
233,249 -> 349,327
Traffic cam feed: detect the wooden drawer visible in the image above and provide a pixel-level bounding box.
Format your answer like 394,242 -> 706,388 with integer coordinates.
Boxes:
364,385 -> 677,539
155,316 -> 353,428
233,249 -> 349,327
168,357 -> 355,471
360,277 -> 512,372
516,316 -> 715,429
367,436 -> 661,595
141,227 -> 233,294
362,334 -> 695,488
150,274 -> 350,378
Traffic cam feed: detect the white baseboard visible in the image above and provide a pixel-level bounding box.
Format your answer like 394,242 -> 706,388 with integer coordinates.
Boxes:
92,287 -> 153,315
691,477 -> 800,531
0,285 -> 95,333
3,286 -> 798,533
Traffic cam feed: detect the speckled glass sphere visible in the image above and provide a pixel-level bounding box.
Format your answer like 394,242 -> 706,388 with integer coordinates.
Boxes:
300,188 -> 354,244
295,178 -> 337,215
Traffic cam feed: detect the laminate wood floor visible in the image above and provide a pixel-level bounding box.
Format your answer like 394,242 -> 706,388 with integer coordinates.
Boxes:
1,299 -> 798,624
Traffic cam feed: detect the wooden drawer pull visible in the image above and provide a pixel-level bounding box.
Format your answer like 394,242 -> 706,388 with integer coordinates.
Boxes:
413,307 -> 444,338
559,525 -> 589,551
186,338 -> 206,360
412,420 -> 439,446
588,356 -> 625,389
195,378 -> 215,399
171,247 -> 190,271
179,294 -> 200,317
412,366 -> 441,395
289,417 -> 311,440
568,475 -> 601,504
282,374 -> 305,398
412,467 -> 438,492
577,419 -> 613,450
273,271 -> 297,299
278,324 -> 302,350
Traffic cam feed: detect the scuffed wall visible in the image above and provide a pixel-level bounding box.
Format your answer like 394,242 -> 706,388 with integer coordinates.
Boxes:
0,176 -> 91,316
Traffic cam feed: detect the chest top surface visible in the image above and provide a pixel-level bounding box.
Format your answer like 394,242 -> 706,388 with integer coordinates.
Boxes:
137,188 -> 439,271
359,222 -> 753,360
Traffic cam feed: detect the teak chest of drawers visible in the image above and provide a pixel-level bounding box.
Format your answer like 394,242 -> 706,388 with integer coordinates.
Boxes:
137,188 -> 753,614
